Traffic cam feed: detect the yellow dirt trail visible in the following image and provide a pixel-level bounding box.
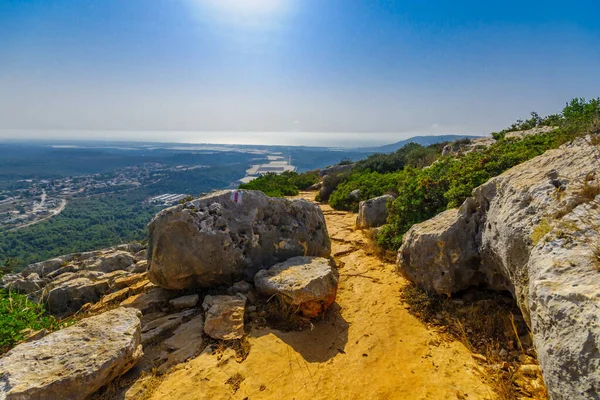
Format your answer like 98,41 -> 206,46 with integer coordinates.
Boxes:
149,193 -> 495,400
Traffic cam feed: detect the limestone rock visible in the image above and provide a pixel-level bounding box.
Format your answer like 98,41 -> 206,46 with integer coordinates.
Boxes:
356,194 -> 394,229
88,251 -> 135,273
162,314 -> 204,351
4,274 -> 44,294
122,287 -> 174,313
319,163 -> 354,177
44,277 -> 110,315
202,295 -> 246,340
254,256 -> 338,317
397,136 -> 600,397
147,190 -> 330,289
113,272 -> 148,291
169,294 -> 199,309
128,259 -> 148,273
442,137 -> 496,156
504,125 -> 557,140
158,314 -> 205,374
4,245 -> 149,316
0,307 -> 143,400
141,310 -> 194,345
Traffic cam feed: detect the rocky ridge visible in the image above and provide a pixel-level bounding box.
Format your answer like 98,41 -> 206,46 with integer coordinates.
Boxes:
0,190 -> 340,399
398,136 -> 600,398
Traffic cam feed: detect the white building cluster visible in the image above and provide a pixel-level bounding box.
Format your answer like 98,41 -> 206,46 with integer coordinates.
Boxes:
149,194 -> 190,206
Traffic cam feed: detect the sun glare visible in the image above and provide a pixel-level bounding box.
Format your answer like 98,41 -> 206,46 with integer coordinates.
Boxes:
209,0 -> 284,14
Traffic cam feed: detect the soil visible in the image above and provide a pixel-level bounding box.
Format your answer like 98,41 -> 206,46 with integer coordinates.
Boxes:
147,192 -> 496,400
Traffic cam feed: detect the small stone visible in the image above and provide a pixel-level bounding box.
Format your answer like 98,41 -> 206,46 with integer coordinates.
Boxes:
169,294 -> 199,309
518,364 -> 541,378
518,354 -> 536,364
121,287 -> 174,313
202,295 -> 246,340
231,280 -> 253,294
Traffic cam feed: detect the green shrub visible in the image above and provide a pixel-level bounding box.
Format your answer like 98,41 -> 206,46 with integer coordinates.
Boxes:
0,290 -> 61,353
288,170 -> 320,190
238,170 -> 320,197
353,142 -> 444,174
328,171 -> 401,212
375,98 -> 599,250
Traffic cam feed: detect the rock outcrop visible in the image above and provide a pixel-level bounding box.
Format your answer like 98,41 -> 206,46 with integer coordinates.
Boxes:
147,190 -> 331,289
255,256 -> 338,317
158,314 -> 205,374
0,307 -> 143,399
397,136 -> 600,398
442,137 -> 496,156
319,163 -> 354,177
356,194 -> 394,229
504,125 -> 557,140
1,244 -> 149,316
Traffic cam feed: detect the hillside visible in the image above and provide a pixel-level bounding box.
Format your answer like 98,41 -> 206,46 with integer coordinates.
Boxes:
355,134 -> 478,153
0,98 -> 598,399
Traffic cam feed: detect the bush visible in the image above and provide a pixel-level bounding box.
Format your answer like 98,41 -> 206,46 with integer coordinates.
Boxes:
0,290 -> 61,353
238,171 -> 320,198
353,142 -> 444,174
328,171 -> 401,212
376,98 -> 599,250
288,170 -> 320,190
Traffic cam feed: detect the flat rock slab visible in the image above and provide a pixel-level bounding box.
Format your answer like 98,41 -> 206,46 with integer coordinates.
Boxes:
122,287 -> 174,313
158,314 -> 205,374
254,256 -> 338,317
141,310 -> 195,345
0,307 -> 143,400
202,295 -> 245,340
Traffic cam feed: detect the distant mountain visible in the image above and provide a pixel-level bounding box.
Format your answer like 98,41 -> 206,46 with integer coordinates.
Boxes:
354,135 -> 481,153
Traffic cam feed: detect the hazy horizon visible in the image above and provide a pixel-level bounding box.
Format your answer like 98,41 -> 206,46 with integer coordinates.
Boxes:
2,0 -> 599,145
0,129 -> 482,148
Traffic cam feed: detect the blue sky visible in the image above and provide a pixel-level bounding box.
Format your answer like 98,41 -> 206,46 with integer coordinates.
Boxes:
1,0 -> 599,146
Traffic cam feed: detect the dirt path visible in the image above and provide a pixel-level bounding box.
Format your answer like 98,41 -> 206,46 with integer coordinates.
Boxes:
149,193 -> 495,400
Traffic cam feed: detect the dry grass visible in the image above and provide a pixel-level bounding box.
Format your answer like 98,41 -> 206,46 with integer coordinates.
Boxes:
91,369 -> 165,400
579,172 -> 600,201
261,295 -> 311,332
364,228 -> 397,262
531,219 -> 552,245
591,242 -> 600,272
225,372 -> 245,393
400,284 -> 548,400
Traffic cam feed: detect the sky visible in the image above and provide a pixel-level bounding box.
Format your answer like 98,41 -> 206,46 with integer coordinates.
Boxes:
1,0 -> 599,147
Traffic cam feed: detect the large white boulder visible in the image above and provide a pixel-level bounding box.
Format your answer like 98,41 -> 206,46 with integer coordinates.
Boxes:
397,136 -> 600,398
0,307 -> 143,399
254,256 -> 338,317
147,190 -> 331,289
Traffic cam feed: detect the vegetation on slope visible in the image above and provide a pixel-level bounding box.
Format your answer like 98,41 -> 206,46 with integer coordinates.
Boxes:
376,98 -> 599,249
327,142 -> 447,211
0,193 -> 161,270
238,171 -> 319,197
0,289 -> 62,353
323,98 -> 599,250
